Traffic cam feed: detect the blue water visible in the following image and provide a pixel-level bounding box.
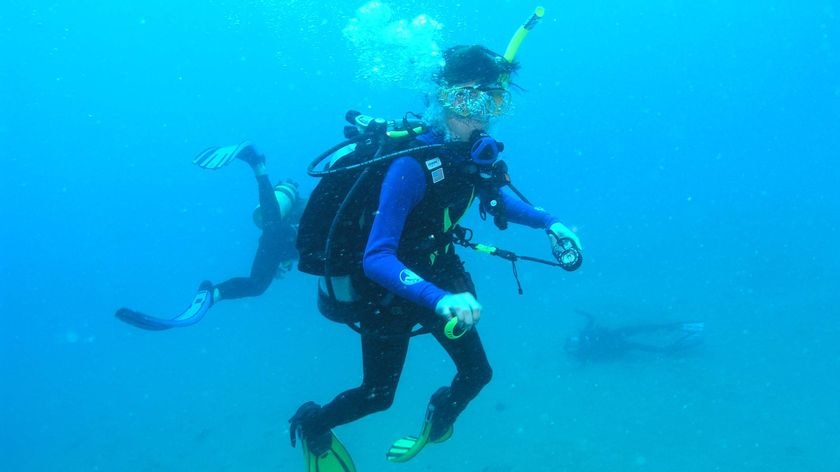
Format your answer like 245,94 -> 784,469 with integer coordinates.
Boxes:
2,1 -> 838,471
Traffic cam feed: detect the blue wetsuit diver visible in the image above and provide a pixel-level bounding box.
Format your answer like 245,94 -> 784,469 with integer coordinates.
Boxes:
289,44 -> 583,471
115,143 -> 303,330
565,310 -> 705,362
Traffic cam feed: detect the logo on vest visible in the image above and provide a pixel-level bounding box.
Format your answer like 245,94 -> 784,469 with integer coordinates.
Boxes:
425,157 -> 442,170
399,269 -> 424,286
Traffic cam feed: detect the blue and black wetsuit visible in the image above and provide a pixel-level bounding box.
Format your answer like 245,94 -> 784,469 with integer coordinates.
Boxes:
214,174 -> 299,300
310,131 -> 563,437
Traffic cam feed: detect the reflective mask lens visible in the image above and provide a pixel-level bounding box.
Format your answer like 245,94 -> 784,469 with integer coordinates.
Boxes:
439,85 -> 512,119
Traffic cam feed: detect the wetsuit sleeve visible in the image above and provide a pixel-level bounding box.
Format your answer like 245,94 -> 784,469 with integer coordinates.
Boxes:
495,189 -> 559,229
363,157 -> 449,310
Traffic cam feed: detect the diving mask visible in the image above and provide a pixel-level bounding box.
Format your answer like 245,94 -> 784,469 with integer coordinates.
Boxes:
439,84 -> 512,119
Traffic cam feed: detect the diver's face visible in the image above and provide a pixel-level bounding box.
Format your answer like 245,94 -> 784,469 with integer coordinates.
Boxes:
439,81 -> 511,141
445,113 -> 488,142
439,82 -> 511,119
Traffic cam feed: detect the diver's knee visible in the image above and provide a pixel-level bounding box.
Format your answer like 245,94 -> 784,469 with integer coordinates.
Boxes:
479,364 -> 493,386
470,363 -> 493,388
252,276 -> 273,295
363,385 -> 396,413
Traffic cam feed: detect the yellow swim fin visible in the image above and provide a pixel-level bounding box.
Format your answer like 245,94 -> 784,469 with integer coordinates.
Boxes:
385,399 -> 453,463
301,430 -> 356,472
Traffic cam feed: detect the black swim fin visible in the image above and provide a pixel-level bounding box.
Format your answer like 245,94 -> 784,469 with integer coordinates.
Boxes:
192,141 -> 254,169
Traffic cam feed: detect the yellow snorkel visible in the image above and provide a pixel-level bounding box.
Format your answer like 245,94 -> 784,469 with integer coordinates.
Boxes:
441,8 -> 547,342
499,6 -> 545,88
504,6 -> 545,62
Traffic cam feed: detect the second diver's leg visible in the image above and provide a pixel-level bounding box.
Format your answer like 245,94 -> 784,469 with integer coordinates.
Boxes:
211,173 -> 285,300
255,174 -> 282,225
213,229 -> 284,300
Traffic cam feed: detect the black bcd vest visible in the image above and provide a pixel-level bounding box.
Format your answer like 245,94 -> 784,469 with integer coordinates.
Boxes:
296,141 -> 479,278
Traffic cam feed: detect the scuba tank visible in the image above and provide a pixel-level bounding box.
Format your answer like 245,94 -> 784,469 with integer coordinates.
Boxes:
252,181 -> 299,229
296,110 -> 435,277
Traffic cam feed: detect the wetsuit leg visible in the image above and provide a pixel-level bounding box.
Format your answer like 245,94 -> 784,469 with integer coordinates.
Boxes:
423,324 -> 492,435
215,174 -> 287,299
421,259 -> 492,437
310,313 -> 415,434
255,174 -> 282,225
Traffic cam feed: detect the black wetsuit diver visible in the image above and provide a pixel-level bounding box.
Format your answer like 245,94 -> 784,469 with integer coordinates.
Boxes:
288,44 -> 583,470
565,310 -> 704,362
115,143 -> 303,330
212,161 -> 301,300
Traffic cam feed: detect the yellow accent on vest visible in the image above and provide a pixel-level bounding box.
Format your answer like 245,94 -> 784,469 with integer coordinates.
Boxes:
430,188 -> 477,266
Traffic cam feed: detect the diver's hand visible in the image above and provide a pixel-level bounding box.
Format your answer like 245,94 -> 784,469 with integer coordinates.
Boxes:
548,222 -> 581,250
547,222 -> 583,271
435,292 -> 482,329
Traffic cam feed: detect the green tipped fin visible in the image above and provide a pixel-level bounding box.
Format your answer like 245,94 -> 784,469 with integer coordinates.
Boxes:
386,434 -> 425,463
302,431 -> 356,472
385,421 -> 453,463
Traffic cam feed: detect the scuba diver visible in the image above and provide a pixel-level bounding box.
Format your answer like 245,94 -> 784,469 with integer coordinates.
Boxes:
565,310 -> 705,362
115,142 -> 303,330
288,9 -> 581,472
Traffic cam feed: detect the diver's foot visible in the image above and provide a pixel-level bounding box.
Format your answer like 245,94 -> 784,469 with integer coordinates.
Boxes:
427,387 -> 456,443
289,401 -> 332,453
304,430 -> 333,456
198,280 -> 220,305
429,422 -> 454,443
234,142 -> 265,168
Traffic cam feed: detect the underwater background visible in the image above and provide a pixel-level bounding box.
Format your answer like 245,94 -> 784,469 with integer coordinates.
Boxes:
2,1 -> 838,471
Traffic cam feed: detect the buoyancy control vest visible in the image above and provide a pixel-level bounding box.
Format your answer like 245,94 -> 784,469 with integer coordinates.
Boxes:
296,111 -> 487,280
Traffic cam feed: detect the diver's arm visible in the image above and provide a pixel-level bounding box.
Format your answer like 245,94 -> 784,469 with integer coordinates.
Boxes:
496,190 -> 583,251
363,157 -> 449,310
496,189 -> 558,228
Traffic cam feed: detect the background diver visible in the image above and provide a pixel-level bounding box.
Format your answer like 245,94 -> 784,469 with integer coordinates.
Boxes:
115,142 -> 304,330
287,12 -> 582,472
564,309 -> 705,362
